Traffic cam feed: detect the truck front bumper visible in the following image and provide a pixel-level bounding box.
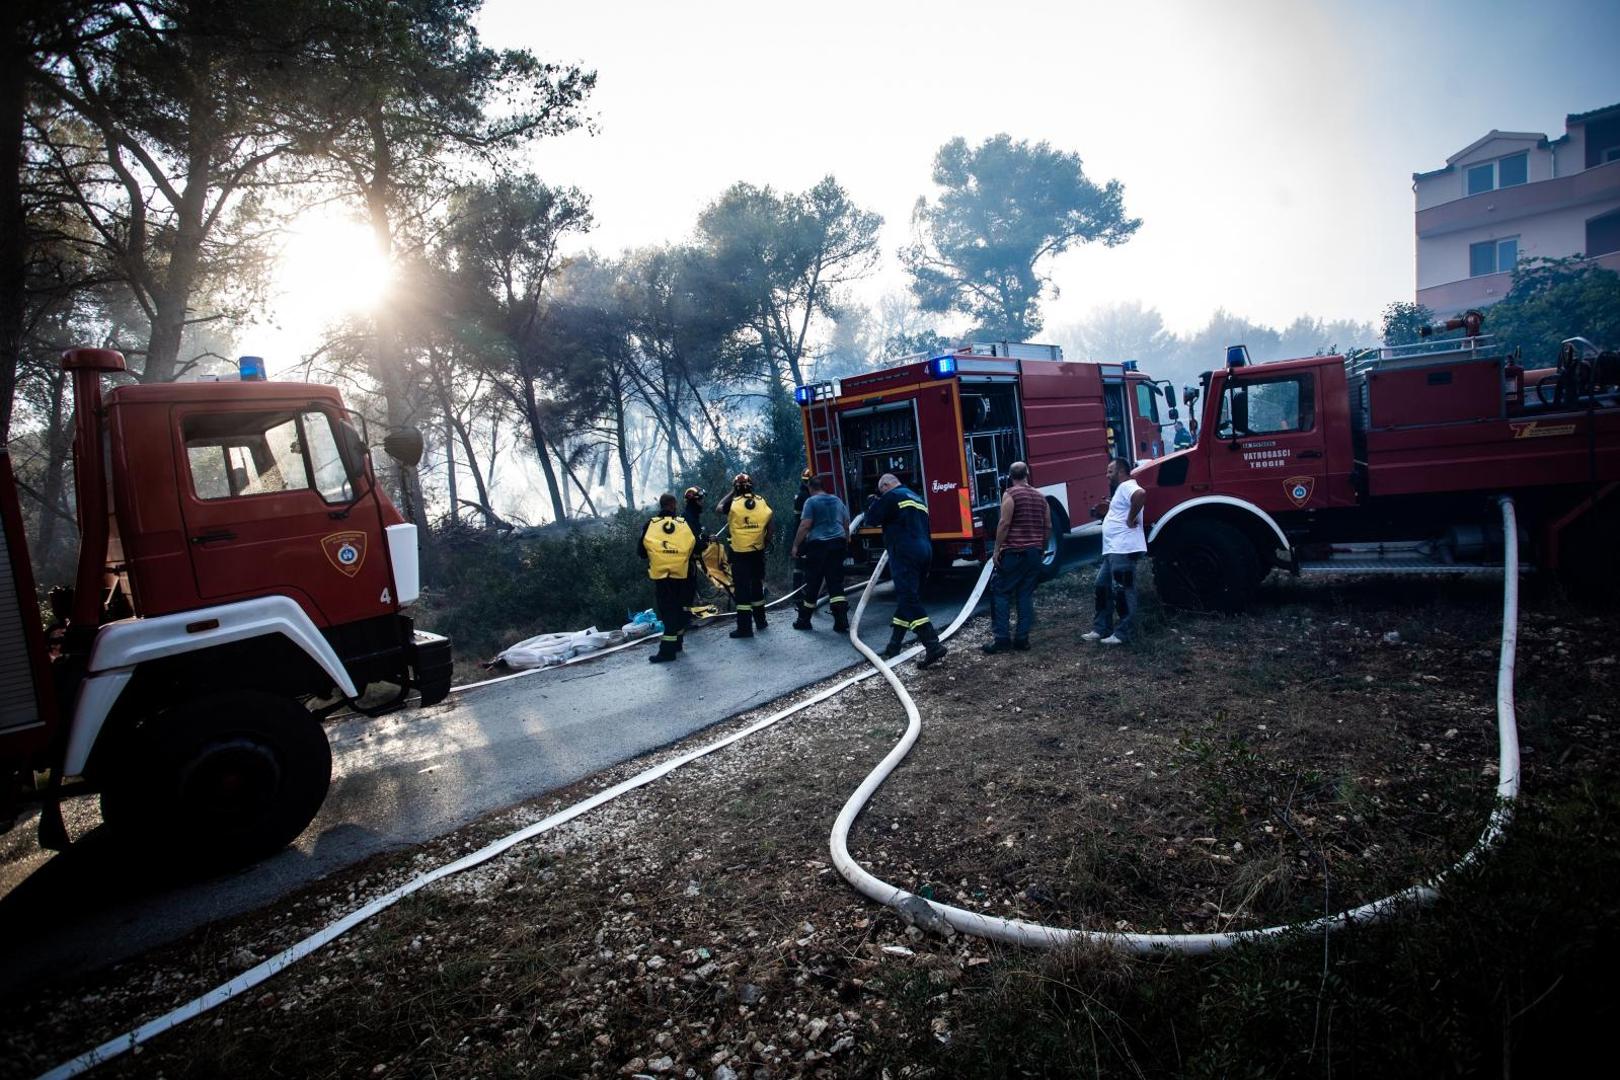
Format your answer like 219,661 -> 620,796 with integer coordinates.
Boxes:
409,630 -> 453,706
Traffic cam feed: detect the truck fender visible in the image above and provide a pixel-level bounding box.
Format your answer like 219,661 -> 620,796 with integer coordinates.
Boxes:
1147,495 -> 1292,555
63,596 -> 358,776
1036,482 -> 1070,521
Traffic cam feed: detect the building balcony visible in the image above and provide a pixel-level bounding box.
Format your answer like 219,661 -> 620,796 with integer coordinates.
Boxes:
1416,159 -> 1620,238
1418,250 -> 1620,314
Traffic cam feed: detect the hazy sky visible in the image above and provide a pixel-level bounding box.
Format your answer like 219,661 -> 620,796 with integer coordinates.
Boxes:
475,0 -> 1620,337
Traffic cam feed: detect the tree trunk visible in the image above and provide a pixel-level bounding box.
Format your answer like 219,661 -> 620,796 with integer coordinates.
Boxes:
31,369 -> 72,556
0,6 -> 25,442
612,379 -> 634,509
443,414 -> 458,526
140,46 -> 216,384
360,154 -> 430,540
517,390 -> 567,524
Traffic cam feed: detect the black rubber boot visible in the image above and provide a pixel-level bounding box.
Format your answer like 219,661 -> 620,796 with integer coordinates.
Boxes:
754,605 -> 768,630
649,637 -> 679,663
830,600 -> 850,634
675,631 -> 685,652
730,608 -> 754,639
916,623 -> 948,668
878,626 -> 907,660
792,605 -> 814,630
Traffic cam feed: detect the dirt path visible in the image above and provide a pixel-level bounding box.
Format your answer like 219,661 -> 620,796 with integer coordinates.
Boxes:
3,572 -> 1614,1079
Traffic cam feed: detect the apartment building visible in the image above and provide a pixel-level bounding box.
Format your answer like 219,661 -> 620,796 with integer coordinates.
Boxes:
1413,102 -> 1620,315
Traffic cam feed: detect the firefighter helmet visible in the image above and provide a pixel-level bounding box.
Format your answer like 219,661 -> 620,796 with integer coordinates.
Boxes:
683,486 -> 704,501
732,472 -> 753,492
801,467 -> 813,481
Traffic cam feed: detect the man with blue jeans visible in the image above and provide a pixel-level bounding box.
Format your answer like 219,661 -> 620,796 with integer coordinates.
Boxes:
983,461 -> 1051,654
1085,457 -> 1147,645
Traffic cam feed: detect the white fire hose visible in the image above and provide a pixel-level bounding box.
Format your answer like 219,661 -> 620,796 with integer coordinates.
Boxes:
34,571 -> 882,1078
831,495 -> 1522,950
39,500 -> 1520,1075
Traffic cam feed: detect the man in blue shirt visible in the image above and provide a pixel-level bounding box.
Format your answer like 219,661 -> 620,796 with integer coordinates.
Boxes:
789,474 -> 851,632
864,473 -> 947,667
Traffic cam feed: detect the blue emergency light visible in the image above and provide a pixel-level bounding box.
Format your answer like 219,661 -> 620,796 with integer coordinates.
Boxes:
793,385 -> 815,405
927,354 -> 958,378
1122,360 -> 1138,372
238,355 -> 267,381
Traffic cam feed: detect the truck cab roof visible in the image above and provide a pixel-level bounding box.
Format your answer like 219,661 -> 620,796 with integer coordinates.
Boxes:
106,380 -> 348,407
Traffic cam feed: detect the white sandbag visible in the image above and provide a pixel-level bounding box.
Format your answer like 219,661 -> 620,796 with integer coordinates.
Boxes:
497,626 -> 602,669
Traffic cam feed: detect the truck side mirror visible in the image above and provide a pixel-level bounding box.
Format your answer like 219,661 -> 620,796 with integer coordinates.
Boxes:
1229,387 -> 1249,437
383,426 -> 424,467
1167,406 -> 1179,421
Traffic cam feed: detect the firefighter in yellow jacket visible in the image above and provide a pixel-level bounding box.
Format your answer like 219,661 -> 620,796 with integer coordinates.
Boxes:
716,473 -> 773,638
639,492 -> 699,663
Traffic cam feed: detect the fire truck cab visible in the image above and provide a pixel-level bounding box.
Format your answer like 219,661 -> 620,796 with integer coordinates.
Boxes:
1,348 -> 452,866
1133,330 -> 1620,610
798,342 -> 1174,570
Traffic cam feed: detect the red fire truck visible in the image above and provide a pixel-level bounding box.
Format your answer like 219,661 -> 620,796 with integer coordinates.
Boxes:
1134,325 -> 1620,610
797,342 -> 1174,570
0,348 -> 452,864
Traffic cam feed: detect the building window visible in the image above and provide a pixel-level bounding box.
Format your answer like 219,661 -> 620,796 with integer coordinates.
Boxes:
1604,146 -> 1620,165
1589,210 -> 1620,258
1465,152 -> 1529,196
1469,237 -> 1519,277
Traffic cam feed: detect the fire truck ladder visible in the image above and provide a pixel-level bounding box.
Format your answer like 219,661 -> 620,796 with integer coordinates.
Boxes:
805,383 -> 840,484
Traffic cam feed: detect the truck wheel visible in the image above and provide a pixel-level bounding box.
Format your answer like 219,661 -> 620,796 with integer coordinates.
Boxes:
1037,503 -> 1071,581
1152,520 -> 1262,612
100,691 -> 332,867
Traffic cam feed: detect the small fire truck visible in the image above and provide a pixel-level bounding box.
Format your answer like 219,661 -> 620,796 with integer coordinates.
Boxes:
1133,321 -> 1620,610
0,348 -> 452,864
797,342 -> 1174,570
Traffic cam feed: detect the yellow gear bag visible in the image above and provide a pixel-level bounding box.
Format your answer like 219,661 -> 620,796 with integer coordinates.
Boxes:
726,493 -> 772,553
643,515 -> 696,578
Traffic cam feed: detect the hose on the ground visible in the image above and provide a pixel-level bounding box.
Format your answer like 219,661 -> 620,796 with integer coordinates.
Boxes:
34,572 -> 894,1079
830,495 -> 1522,952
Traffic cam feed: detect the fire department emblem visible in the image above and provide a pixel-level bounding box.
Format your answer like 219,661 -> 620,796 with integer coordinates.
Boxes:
1282,476 -> 1315,508
321,531 -> 367,577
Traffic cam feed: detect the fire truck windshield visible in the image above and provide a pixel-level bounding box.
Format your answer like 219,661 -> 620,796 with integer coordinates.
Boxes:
183,410 -> 358,504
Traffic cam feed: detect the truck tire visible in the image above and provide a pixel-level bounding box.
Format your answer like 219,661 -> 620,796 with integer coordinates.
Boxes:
100,690 -> 332,867
1152,520 -> 1262,612
1037,502 -> 1071,582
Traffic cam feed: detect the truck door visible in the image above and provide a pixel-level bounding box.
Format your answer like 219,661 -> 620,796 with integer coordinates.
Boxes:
1131,379 -> 1164,460
176,405 -> 392,627
1208,370 -> 1327,514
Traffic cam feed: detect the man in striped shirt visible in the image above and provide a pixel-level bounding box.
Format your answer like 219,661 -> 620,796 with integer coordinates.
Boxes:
982,461 -> 1052,654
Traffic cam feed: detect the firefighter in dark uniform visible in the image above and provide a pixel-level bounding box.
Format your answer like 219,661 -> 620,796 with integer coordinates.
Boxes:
790,467 -> 813,591
865,472 -> 947,667
680,486 -> 709,622
638,493 -> 699,663
716,472 -> 773,638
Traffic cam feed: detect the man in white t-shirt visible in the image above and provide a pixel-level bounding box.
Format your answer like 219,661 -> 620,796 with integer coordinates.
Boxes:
1083,457 -> 1147,645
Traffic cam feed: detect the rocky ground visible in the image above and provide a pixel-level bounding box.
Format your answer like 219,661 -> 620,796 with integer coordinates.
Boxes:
2,570 -> 1614,1079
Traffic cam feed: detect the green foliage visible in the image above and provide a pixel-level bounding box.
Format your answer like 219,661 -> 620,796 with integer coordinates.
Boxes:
902,134 -> 1141,340
696,175 -> 883,387
1381,300 -> 1438,346
420,512 -> 652,664
1486,255 -> 1620,361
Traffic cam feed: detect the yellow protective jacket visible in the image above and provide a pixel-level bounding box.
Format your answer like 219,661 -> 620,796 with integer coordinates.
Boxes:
726,493 -> 773,553
641,515 -> 697,579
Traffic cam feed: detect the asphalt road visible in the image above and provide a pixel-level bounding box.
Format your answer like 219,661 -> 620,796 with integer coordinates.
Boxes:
0,531 -> 1100,993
